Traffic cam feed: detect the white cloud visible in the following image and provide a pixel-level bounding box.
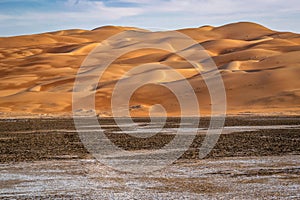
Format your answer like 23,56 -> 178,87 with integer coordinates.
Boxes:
56,0 -> 143,20
124,0 -> 300,15
0,0 -> 299,36
0,0 -> 142,22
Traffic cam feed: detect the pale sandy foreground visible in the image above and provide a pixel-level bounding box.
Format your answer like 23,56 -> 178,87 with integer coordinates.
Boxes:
0,117 -> 299,199
0,22 -> 299,117
1,155 -> 300,199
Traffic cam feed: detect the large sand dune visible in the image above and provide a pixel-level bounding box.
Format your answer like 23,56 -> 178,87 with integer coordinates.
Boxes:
0,22 -> 299,117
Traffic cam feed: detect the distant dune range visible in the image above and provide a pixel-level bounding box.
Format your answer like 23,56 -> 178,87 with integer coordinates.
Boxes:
0,22 -> 299,117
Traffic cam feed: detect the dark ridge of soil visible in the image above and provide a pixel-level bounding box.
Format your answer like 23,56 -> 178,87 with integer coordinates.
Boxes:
0,117 -> 299,163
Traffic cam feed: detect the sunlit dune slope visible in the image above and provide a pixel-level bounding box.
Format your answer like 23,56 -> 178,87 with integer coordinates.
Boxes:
0,22 -> 299,117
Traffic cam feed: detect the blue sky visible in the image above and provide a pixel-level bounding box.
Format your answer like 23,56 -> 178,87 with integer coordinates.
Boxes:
0,0 -> 299,36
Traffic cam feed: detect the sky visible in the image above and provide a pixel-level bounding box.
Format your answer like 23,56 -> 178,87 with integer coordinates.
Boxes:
0,0 -> 299,36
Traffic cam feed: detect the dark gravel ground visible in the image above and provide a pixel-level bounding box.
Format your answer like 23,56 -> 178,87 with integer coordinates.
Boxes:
0,116 -> 299,163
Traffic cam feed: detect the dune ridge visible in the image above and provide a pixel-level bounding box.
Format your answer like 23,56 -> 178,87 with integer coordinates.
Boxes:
0,22 -> 299,117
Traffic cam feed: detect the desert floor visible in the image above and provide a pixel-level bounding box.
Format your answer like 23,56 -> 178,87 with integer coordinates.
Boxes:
0,116 -> 300,199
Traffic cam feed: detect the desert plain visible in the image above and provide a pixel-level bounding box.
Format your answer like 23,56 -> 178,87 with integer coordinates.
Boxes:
0,22 -> 300,199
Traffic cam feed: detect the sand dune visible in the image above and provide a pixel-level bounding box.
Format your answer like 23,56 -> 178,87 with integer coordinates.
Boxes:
0,22 -> 299,117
